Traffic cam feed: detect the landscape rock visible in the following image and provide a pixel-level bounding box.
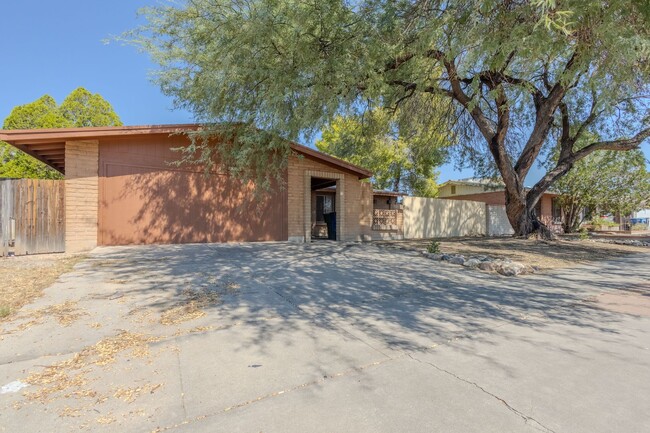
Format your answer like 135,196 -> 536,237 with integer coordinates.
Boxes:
497,262 -> 527,277
478,261 -> 496,272
448,256 -> 465,265
463,258 -> 481,269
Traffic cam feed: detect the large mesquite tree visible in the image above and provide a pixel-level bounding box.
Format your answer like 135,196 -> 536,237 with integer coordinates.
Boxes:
132,0 -> 650,237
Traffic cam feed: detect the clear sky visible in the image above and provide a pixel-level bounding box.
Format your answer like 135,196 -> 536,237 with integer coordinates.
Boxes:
0,1 -> 646,184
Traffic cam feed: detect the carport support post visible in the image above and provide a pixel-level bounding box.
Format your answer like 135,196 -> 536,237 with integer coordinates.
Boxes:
64,140 -> 99,253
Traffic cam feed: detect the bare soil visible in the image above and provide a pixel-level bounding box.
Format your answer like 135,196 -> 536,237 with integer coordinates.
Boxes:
376,237 -> 649,270
0,254 -> 86,320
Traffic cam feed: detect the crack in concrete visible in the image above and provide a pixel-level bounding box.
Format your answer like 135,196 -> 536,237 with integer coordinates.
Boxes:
153,356 -> 400,432
406,353 -> 557,433
174,343 -> 188,419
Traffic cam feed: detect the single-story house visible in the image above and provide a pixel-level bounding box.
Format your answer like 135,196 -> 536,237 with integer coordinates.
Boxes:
0,124 -> 402,252
438,178 -> 563,232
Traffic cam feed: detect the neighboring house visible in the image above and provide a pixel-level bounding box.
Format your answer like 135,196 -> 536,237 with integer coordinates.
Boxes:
0,124 -> 402,252
438,178 -> 563,232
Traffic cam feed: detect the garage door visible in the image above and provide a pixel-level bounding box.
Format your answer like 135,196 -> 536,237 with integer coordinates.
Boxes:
98,135 -> 287,246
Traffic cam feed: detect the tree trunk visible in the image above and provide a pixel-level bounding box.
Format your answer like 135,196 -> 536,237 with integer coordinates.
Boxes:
504,188 -> 555,239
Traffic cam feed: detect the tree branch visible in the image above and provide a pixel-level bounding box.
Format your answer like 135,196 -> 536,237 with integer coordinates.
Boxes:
527,126 -> 650,208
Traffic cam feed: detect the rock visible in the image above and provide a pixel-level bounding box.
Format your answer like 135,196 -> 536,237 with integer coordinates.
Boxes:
463,258 -> 481,268
429,253 -> 444,260
478,261 -> 496,272
441,254 -> 453,261
448,256 -> 465,265
497,262 -> 527,276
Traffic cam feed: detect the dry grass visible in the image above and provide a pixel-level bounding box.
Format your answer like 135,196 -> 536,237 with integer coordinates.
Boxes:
24,331 -> 159,404
17,300 -> 88,329
112,383 -> 162,403
0,254 -> 86,320
379,237 -> 648,269
159,287 -> 222,325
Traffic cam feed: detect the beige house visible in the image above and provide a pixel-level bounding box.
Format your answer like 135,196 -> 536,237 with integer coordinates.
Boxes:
0,124 -> 407,252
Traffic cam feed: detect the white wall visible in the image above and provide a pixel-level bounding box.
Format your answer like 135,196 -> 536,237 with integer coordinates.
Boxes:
486,205 -> 514,236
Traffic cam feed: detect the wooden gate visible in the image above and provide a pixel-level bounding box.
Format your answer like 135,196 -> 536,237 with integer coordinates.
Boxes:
0,179 -> 65,256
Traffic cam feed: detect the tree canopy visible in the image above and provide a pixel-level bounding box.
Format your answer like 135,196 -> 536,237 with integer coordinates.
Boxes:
1,88 -> 122,179
316,100 -> 450,197
131,0 -> 650,237
551,149 -> 650,232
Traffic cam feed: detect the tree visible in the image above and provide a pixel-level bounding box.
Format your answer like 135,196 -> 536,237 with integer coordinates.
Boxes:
1,88 -> 122,179
131,0 -> 650,238
552,149 -> 650,233
316,101 -> 450,197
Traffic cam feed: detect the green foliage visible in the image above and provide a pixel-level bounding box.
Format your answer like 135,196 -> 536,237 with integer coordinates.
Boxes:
427,240 -> 441,254
129,0 -> 650,201
1,88 -> 122,179
577,227 -> 589,240
552,148 -> 650,232
59,88 -> 123,128
316,100 -> 450,197
590,217 -> 618,227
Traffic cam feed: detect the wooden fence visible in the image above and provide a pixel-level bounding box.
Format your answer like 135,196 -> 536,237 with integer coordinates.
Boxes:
0,179 -> 65,256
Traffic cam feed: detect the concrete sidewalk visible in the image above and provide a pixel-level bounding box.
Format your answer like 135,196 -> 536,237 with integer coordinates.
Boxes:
1,242 -> 649,433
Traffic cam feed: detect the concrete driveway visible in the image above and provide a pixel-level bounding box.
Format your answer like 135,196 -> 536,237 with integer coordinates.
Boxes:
1,242 -> 649,433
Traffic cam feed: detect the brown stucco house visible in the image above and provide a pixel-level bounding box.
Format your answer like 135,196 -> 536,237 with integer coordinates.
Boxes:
438,178 -> 563,232
0,124 -> 402,252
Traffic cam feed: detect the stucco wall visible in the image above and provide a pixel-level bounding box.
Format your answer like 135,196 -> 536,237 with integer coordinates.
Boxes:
98,135 -> 288,245
487,205 -> 514,236
65,140 -> 99,253
403,197 -> 486,239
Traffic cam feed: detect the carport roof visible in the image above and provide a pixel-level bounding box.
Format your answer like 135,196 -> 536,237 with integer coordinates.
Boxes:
0,124 -> 373,179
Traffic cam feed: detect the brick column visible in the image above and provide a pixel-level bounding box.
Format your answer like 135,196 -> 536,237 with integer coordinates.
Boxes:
65,140 -> 99,252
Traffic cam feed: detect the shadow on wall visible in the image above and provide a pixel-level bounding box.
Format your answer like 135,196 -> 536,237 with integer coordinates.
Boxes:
99,163 -> 288,246
403,197 -> 486,239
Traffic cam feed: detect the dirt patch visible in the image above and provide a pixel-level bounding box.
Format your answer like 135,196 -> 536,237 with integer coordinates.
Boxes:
0,254 -> 86,320
377,237 -> 648,269
592,291 -> 650,317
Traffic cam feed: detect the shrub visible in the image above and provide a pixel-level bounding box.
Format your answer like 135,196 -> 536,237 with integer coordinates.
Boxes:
578,228 -> 589,240
427,240 -> 441,254
0,305 -> 10,318
631,223 -> 649,231
591,217 -> 618,227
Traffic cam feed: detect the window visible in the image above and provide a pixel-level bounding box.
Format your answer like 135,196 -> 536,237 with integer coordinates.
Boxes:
316,195 -> 335,222
450,185 -> 456,195
552,198 -> 562,223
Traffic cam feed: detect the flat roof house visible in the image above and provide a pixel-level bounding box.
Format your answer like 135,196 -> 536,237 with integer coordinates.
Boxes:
0,124 -> 385,252
438,178 -> 563,232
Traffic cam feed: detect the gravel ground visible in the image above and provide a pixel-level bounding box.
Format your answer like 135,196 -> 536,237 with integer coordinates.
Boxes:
375,237 -> 649,270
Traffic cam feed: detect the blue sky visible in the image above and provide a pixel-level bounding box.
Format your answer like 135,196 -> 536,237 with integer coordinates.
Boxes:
0,1 -> 646,184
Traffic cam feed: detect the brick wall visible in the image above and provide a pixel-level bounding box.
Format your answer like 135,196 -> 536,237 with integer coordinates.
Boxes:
445,191 -> 506,206
65,140 -> 99,252
287,155 -> 372,242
